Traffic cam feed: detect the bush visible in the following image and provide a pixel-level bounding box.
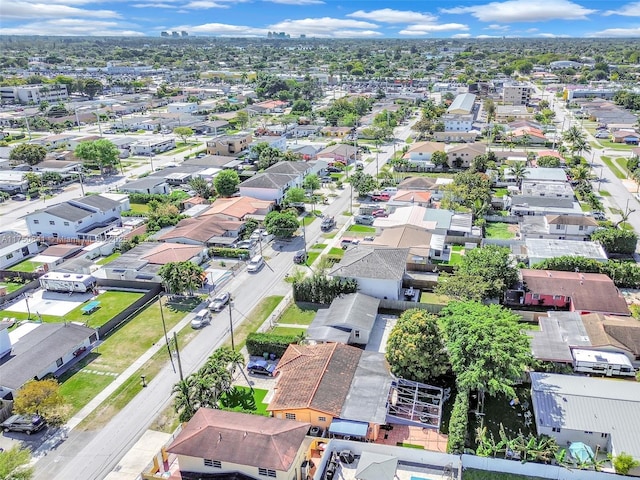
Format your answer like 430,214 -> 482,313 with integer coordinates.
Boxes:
447,390 -> 469,454
246,332 -> 302,358
292,274 -> 358,304
209,247 -> 250,259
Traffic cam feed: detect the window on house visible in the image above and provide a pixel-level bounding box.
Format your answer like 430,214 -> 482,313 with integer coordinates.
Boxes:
532,294 -> 540,300
555,224 -> 563,230
584,431 -> 593,434
552,427 -> 561,433
204,459 -> 221,468
578,225 -> 584,231
56,357 -> 63,367
6,253 -> 13,260
601,433 -> 608,438
33,219 -> 39,224
49,221 -> 55,225
318,416 -> 326,422
64,222 -> 70,226
354,330 -> 360,338
258,468 -> 277,477
285,413 -> 296,420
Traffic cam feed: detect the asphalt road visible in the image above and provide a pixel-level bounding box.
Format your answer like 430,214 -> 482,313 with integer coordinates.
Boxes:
31,120 -> 415,480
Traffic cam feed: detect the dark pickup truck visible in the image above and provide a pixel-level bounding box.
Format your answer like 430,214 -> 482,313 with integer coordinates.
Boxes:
1,414 -> 46,435
320,216 -> 336,231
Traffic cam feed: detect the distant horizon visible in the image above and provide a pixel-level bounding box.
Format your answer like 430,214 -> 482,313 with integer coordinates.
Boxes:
2,0 -> 639,39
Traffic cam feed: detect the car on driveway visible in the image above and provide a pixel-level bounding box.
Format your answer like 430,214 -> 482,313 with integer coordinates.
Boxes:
1,414 -> 46,435
247,359 -> 276,377
370,192 -> 390,202
355,215 -> 375,226
209,292 -> 231,312
371,209 -> 388,217
293,250 -> 308,264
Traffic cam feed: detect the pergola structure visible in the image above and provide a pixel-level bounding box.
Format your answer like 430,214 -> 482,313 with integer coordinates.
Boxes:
386,378 -> 449,429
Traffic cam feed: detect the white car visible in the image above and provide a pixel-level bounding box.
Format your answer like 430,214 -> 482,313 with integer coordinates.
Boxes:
209,292 -> 231,312
191,309 -> 211,329
247,255 -> 265,273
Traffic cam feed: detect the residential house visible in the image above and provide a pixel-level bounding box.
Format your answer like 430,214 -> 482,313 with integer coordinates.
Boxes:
26,194 -> 125,240
495,105 -> 534,122
206,133 -> 252,156
612,130 -> 640,145
0,171 -> 28,194
446,93 -> 476,115
520,181 -> 574,198
67,135 -> 101,150
119,177 -> 169,195
320,126 -> 352,138
529,311 -> 593,364
101,242 -> 207,282
268,343 -> 393,442
0,232 -> 39,270
238,161 -> 311,204
445,142 -> 486,168
510,126 -> 547,145
530,372 -> 640,474
507,269 -> 630,316
307,293 -> 380,346
158,214 -> 243,246
130,137 -> 176,156
581,313 -> 640,366
195,119 -> 230,135
288,144 -> 320,161
181,196 -> 208,211
166,409 -> 311,480
0,322 -> 98,399
519,215 -> 599,241
315,144 -> 358,165
182,154 -> 242,171
32,160 -> 82,177
31,133 -> 77,151
204,196 -> 274,221
167,102 -> 199,114
389,190 -> 432,207
432,131 -> 479,143
292,124 -> 322,138
330,247 -> 408,300
371,224 -> 445,264
509,195 -> 583,216
524,238 -> 607,266
403,142 -> 445,168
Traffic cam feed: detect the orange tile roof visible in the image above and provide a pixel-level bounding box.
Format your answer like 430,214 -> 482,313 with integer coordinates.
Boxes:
205,196 -> 273,220
141,243 -> 204,265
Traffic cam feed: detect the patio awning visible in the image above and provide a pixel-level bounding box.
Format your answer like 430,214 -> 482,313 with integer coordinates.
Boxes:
355,452 -> 398,480
328,419 -> 368,438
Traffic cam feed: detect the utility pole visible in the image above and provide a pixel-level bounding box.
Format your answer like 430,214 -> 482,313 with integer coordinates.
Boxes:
228,299 -> 235,351
173,331 -> 184,381
158,294 -> 176,374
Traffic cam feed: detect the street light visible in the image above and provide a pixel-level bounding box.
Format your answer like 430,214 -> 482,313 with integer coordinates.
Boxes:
228,297 -> 235,351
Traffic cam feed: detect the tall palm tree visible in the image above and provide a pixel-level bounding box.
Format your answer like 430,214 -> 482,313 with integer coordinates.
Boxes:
509,162 -> 528,187
172,374 -> 197,422
569,164 -> 594,185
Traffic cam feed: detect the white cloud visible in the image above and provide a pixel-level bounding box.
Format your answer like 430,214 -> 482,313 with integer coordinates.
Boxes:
132,2 -> 178,7
526,28 -> 539,32
2,1 -> 120,19
475,34 -> 500,38
0,18 -> 144,35
174,22 -> 268,36
589,27 -> 640,37
537,33 -> 570,38
183,0 -> 228,9
348,8 -> 437,23
452,33 -> 472,38
486,24 -> 510,31
442,0 -> 596,22
266,0 -> 324,5
398,23 -> 469,35
267,17 -> 378,37
604,2 -> 640,16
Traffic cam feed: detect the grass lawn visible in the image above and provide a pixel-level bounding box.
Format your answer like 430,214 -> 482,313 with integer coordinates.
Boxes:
328,247 -> 344,257
419,292 -> 450,305
64,291 -> 145,328
270,326 -> 306,336
322,232 -> 337,239
311,243 -> 327,250
347,225 -> 376,233
129,203 -> 149,214
599,189 -> 611,197
485,222 -> 515,239
223,296 -> 284,351
306,252 -> 320,265
8,259 -> 42,273
616,157 -> 629,172
0,282 -> 28,294
463,470 -> 546,480
95,252 -> 121,266
219,386 -> 269,416
597,141 -> 637,151
301,216 -> 316,226
493,188 -> 509,197
277,303 -> 318,325
601,156 -> 626,179
165,142 -> 199,155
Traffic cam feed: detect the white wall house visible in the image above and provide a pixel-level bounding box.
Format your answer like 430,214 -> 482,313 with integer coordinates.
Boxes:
167,102 -> 199,114
26,194 -> 124,240
130,137 -> 176,155
0,232 -> 39,270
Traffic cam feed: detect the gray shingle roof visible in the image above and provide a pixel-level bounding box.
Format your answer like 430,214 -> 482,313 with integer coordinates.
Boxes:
307,293 -> 380,344
531,372 -> 640,458
265,161 -> 309,175
42,203 -> 93,221
330,247 -> 408,280
120,177 -> 167,190
0,323 -> 96,390
73,194 -> 120,211
241,172 -> 297,189
511,195 -> 575,208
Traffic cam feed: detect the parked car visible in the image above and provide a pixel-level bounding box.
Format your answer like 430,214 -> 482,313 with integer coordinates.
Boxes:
370,192 -> 390,202
355,215 -> 375,226
12,194 -> 27,201
320,215 -> 336,231
595,132 -> 610,139
341,237 -> 360,249
247,255 -> 265,272
371,209 -> 388,218
293,250 -> 308,264
1,414 -> 46,435
247,359 -> 276,377
209,292 -> 231,312
191,309 -> 211,329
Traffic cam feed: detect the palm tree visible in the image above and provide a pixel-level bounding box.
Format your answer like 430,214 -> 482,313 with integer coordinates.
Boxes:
172,374 -> 197,422
509,161 -> 528,187
569,164 -> 594,185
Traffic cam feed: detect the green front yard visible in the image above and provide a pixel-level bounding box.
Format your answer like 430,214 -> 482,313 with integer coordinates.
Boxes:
219,386 -> 269,416
129,203 -> 149,214
0,281 -> 28,294
277,303 -> 318,325
601,156 -> 626,179
8,259 -> 42,272
270,326 -> 307,336
301,216 -> 316,226
485,222 -> 516,239
419,292 -> 451,305
64,291 -> 145,328
347,225 -> 376,233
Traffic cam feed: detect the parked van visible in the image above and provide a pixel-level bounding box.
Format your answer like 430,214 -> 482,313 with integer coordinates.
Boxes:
381,187 -> 398,194
247,255 -> 265,272
191,309 -> 211,329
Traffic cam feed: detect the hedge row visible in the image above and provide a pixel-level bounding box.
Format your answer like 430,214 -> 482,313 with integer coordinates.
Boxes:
209,247 -> 250,259
446,390 -> 469,454
246,332 -> 302,358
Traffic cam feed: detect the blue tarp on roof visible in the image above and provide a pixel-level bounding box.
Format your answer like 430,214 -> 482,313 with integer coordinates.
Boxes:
328,419 -> 368,437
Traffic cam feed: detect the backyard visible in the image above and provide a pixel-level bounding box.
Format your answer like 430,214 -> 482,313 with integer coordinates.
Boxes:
8,259 -> 42,272
276,302 -> 318,325
485,222 -> 516,240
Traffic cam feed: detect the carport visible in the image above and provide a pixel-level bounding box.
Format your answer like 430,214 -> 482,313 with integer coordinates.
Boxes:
328,419 -> 369,440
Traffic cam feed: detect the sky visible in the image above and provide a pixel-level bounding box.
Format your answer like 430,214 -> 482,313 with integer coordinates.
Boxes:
1,0 -> 640,38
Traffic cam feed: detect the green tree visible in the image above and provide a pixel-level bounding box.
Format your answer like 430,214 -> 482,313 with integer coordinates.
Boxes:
591,228 -> 638,255
173,126 -> 194,144
188,177 -> 213,199
349,171 -> 378,197
302,173 -> 320,192
284,186 -> 306,205
509,162 -> 528,186
158,261 -> 204,295
256,145 -> 281,170
0,445 -> 34,480
386,309 -> 449,382
431,150 -> 449,170
435,273 -> 493,302
9,144 -> 47,166
264,210 -> 299,238
442,171 -> 492,212
439,301 -> 532,399
536,156 -> 561,168
13,379 -> 69,426
82,78 -> 103,99
74,139 -> 119,174
234,110 -> 249,129
455,245 -> 517,299
214,169 -> 240,197
612,452 -> 640,475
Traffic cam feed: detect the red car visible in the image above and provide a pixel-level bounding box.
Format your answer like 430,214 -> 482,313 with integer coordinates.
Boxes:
372,209 -> 388,217
370,192 -> 390,202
